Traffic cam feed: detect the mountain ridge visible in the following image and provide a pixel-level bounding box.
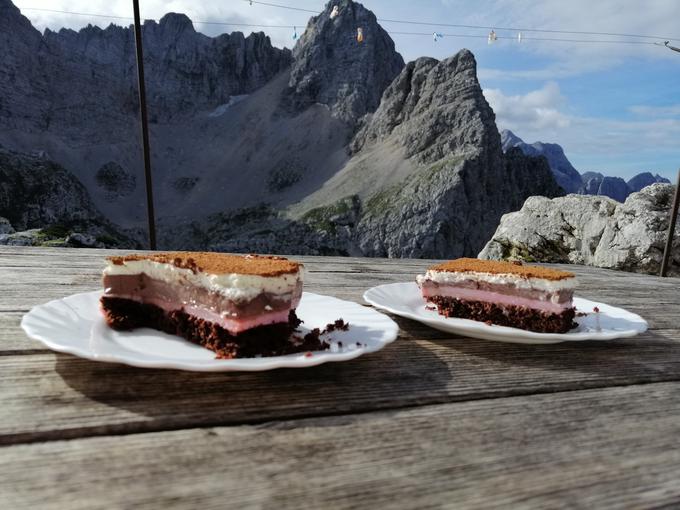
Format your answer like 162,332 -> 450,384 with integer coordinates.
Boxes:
2,0 -> 564,258
500,129 -> 671,201
500,129 -> 582,193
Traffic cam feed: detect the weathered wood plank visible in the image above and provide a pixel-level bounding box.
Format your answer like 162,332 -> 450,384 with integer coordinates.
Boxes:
2,245 -> 679,444
0,246 -> 437,271
0,313 -> 47,353
1,245 -> 676,280
1,250 -> 677,315
2,382 -> 680,510
2,321 -> 680,444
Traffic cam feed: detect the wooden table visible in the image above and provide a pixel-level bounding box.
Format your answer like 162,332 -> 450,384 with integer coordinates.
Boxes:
1,246 -> 680,509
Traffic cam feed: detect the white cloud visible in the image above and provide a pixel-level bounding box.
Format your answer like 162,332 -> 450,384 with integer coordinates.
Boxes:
14,0 -> 680,70
484,82 -> 680,178
465,0 -> 679,80
13,0 -> 304,49
484,82 -> 570,132
629,104 -> 680,116
504,0 -> 676,57
478,59 -> 612,81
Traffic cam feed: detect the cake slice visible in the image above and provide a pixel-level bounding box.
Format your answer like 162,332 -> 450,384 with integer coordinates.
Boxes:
100,252 -> 319,358
416,258 -> 577,333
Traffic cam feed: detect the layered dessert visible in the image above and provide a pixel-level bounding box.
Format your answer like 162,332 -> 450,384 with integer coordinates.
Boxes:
416,258 -> 577,333
100,252 -> 320,358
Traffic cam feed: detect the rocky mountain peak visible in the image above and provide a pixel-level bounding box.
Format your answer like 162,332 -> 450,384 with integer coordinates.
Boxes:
1,0 -> 292,133
352,49 -> 495,163
500,129 -> 523,149
596,176 -> 630,202
0,0 -> 21,19
285,46 -> 563,259
627,171 -> 670,192
0,0 -> 40,42
579,171 -> 671,202
147,12 -> 197,38
287,0 -> 404,125
499,129 -> 582,193
159,13 -> 194,29
0,0 -> 17,14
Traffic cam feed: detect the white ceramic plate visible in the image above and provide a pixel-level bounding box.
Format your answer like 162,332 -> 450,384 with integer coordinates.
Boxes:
21,291 -> 399,371
363,282 -> 648,344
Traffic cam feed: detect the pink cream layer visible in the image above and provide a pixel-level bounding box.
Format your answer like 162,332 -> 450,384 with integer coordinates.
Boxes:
420,283 -> 569,314
107,294 -> 292,333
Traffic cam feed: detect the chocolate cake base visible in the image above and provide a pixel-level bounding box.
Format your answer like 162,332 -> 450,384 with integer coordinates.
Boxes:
428,296 -> 576,333
101,297 -> 327,359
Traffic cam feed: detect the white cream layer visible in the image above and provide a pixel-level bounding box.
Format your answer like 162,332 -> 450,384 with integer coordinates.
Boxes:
416,269 -> 576,292
103,259 -> 302,301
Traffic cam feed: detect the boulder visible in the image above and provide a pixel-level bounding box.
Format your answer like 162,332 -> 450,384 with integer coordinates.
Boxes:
480,183 -> 680,276
0,228 -> 43,246
65,232 -> 99,248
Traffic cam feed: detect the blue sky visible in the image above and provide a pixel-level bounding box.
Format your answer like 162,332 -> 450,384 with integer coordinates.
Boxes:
15,0 -> 680,180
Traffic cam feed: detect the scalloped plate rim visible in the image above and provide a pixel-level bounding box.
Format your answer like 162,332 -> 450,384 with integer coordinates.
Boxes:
363,282 -> 648,344
21,290 -> 399,371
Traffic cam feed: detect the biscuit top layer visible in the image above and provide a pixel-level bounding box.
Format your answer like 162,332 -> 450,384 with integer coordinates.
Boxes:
107,252 -> 301,277
428,258 -> 574,281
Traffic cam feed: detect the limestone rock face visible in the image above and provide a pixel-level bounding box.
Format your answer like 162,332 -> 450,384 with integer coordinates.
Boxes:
579,171 -> 671,202
285,50 -> 563,258
351,55 -> 482,162
0,147 -> 137,246
0,1 -> 291,131
287,0 -> 404,125
0,147 -> 101,230
1,8 -> 292,132
580,172 -> 604,195
350,52 -> 562,257
578,174 -> 631,202
479,183 -> 679,276
578,172 -> 670,202
96,162 -> 136,200
159,48 -> 563,258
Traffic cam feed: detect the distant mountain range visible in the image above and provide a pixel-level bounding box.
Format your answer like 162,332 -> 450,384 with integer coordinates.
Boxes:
0,0 -> 566,256
500,129 -> 670,201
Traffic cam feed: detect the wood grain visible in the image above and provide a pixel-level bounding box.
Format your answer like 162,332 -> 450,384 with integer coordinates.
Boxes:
2,246 -> 680,508
2,382 -> 680,509
1,246 -> 679,445
2,322 -> 680,444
